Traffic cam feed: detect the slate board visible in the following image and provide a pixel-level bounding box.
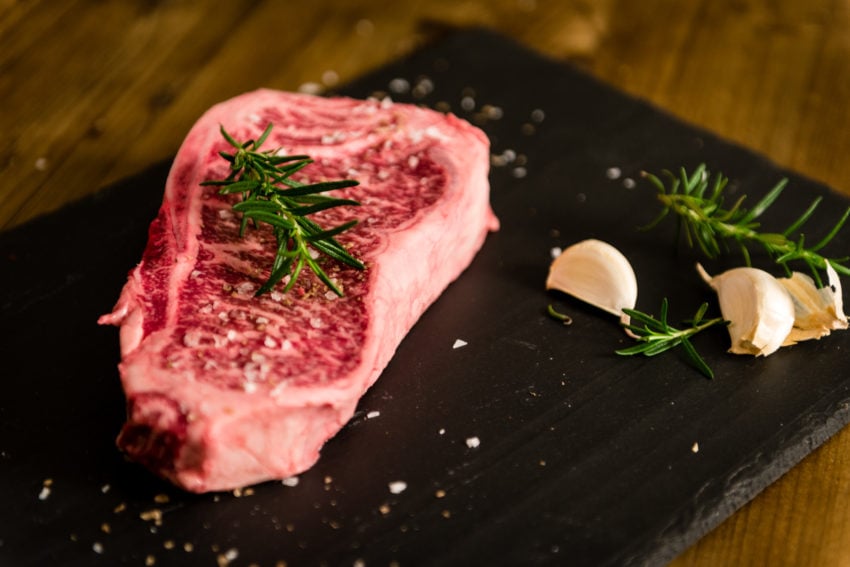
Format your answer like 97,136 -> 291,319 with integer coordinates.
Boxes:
3,29 -> 850,567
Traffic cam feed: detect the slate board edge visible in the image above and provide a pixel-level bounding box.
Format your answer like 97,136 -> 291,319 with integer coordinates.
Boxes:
633,389 -> 850,566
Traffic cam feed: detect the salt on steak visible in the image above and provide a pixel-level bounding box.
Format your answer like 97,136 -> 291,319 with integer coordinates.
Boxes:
99,89 -> 498,492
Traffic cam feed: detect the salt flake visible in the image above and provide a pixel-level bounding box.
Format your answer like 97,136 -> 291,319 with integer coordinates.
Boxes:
298,82 -> 323,95
452,339 -> 467,349
606,167 -> 622,180
388,481 -> 407,494
466,436 -> 481,449
388,78 -> 410,94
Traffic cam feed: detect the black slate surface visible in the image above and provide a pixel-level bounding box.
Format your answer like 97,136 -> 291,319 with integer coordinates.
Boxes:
3,29 -> 850,567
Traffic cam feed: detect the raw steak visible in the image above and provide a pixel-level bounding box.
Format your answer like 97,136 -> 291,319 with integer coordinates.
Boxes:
99,90 -> 498,492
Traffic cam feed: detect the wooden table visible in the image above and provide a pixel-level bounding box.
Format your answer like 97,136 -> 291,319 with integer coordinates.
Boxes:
3,1 -> 849,564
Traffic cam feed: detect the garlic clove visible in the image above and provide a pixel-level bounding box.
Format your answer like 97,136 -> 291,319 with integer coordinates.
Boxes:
546,239 -> 638,328
696,263 -> 795,356
779,263 -> 848,343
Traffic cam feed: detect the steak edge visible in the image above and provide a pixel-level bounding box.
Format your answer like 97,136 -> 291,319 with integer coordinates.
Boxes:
99,90 -> 498,492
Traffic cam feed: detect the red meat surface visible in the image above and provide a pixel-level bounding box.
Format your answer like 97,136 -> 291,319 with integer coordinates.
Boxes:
99,90 -> 498,492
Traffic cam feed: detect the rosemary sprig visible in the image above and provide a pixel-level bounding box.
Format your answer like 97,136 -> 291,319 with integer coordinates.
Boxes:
201,124 -> 364,297
616,299 -> 726,379
641,164 -> 850,287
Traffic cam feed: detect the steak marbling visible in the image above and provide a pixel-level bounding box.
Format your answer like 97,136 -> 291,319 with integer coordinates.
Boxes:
99,90 -> 498,492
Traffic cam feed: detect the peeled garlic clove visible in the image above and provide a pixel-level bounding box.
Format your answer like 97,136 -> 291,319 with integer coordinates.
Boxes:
546,239 -> 638,328
779,263 -> 848,343
696,263 -> 795,356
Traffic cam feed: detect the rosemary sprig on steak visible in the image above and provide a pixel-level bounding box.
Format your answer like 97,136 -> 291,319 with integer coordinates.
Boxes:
202,124 -> 364,297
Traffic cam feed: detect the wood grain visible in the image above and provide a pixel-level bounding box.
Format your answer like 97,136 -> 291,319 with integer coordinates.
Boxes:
3,1 -> 849,564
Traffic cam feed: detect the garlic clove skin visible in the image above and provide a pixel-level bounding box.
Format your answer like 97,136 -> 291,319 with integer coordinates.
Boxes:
780,263 -> 848,343
546,239 -> 638,328
696,263 -> 795,356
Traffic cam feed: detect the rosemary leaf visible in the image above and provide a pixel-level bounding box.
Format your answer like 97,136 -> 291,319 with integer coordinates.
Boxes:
616,299 -> 725,379
205,124 -> 363,296
640,164 -> 850,283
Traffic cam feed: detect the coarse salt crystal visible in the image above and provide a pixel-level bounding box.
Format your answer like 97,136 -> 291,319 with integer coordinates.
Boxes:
264,336 -> 277,349
550,247 -> 562,259
389,78 -> 410,94
623,177 -> 636,189
466,436 -> 481,449
236,282 -> 255,295
531,108 -> 545,123
38,486 -> 51,500
243,362 -> 260,382
92,542 -> 104,554
243,382 -> 258,394
606,167 -> 622,180
512,166 -> 527,179
388,481 -> 407,494
460,96 -> 475,111
270,291 -> 284,302
256,316 -> 269,325
692,442 -> 700,453
452,339 -> 467,349
322,70 -> 339,87
310,318 -> 324,329
424,125 -> 447,141
282,476 -> 300,487
380,96 -> 393,109
281,339 -> 293,351
408,155 -> 420,169
183,332 -> 201,348
438,428 -> 446,435
226,330 -> 237,341
324,290 -> 338,301
366,410 -> 381,419
298,82 -> 323,95
321,131 -> 346,145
